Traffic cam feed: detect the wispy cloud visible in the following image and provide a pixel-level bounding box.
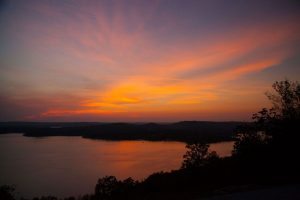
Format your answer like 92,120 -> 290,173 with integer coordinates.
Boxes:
1,0 -> 300,121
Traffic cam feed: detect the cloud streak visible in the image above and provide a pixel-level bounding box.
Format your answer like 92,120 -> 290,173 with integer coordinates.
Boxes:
1,0 -> 300,121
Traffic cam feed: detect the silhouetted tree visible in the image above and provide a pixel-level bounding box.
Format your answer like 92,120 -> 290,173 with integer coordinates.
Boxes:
232,130 -> 270,157
0,185 -> 15,200
253,80 -> 300,135
181,143 -> 219,169
94,176 -> 137,200
95,176 -> 118,200
233,79 -> 300,158
266,79 -> 300,119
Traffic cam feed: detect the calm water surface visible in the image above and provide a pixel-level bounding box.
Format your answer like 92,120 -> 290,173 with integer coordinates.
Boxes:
0,133 -> 234,198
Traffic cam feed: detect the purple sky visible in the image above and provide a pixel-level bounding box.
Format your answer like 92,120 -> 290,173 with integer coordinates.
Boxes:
0,0 -> 300,122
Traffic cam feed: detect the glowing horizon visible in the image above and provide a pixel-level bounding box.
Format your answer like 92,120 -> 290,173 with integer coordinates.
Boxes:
1,0 -> 300,122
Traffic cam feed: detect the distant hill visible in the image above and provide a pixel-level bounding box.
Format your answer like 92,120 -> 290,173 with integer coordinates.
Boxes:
0,121 -> 247,143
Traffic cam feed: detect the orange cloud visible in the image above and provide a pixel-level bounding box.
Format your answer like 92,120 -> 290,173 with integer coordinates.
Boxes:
41,109 -> 123,117
207,58 -> 283,82
16,6 -> 300,120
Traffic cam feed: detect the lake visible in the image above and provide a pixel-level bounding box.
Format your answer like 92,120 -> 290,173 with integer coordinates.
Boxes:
0,133 -> 234,198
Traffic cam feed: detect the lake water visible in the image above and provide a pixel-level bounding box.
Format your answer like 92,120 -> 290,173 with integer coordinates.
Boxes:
0,133 -> 234,198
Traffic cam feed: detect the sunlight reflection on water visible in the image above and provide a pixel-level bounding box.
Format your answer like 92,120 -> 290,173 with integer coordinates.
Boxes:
0,134 -> 234,198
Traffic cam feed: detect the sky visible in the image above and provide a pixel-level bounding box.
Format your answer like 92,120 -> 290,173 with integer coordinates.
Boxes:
0,0 -> 300,122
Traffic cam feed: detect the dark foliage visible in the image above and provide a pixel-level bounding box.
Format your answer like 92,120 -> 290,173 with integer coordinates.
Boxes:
181,143 -> 219,169
233,80 -> 300,158
0,185 -> 15,200
94,176 -> 137,200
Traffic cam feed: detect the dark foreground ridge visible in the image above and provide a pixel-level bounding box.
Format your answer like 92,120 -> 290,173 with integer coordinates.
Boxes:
0,121 -> 245,143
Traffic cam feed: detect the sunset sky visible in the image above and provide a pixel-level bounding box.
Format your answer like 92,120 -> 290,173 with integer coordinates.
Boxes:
0,0 -> 300,122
